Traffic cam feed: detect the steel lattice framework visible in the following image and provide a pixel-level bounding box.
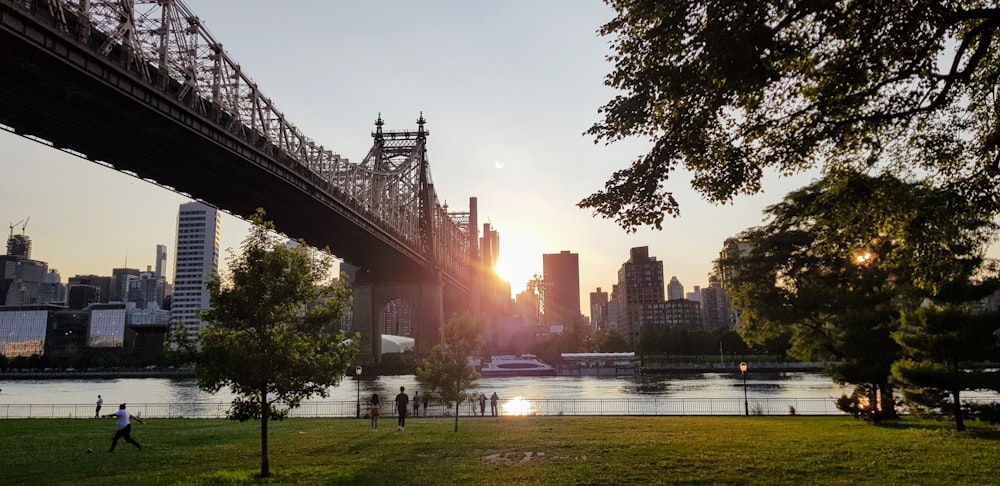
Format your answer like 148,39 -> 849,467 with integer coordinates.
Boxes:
7,0 -> 472,285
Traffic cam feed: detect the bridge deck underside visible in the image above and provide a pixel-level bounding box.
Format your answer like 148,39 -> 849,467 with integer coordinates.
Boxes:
0,15 -> 423,280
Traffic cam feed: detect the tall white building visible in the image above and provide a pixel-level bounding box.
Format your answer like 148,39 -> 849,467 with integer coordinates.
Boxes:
667,276 -> 684,301
155,244 -> 168,278
169,201 -> 220,335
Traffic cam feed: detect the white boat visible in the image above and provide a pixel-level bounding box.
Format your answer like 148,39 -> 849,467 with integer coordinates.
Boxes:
480,354 -> 557,377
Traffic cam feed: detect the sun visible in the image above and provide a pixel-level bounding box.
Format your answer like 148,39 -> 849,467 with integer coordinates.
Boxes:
494,242 -> 541,296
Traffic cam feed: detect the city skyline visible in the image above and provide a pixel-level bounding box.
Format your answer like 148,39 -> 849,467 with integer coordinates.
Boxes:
4,1 -> 994,316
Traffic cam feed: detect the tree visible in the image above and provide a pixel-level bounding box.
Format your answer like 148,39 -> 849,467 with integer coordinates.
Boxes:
582,1 -> 1000,231
588,329 -> 631,353
892,305 -> 1000,431
723,169 -> 997,419
169,209 -> 358,478
416,313 -> 484,432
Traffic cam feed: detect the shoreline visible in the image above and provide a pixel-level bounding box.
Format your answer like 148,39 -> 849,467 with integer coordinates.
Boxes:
0,363 -> 826,381
0,370 -> 196,381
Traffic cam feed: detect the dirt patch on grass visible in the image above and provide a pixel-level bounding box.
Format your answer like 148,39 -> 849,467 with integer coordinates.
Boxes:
482,451 -> 589,465
482,451 -> 545,464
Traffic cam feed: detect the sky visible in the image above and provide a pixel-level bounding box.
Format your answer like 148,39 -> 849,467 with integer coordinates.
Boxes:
1,0 -> 893,316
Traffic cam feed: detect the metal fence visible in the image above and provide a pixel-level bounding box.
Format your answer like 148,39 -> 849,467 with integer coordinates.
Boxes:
0,397 -> 849,418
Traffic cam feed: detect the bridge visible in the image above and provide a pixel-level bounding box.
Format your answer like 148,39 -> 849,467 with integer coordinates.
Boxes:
0,0 -> 503,357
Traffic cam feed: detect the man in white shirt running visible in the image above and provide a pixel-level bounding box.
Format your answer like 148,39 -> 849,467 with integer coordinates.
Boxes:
105,403 -> 144,452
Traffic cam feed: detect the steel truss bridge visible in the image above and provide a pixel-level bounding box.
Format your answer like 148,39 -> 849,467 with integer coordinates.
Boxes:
0,0 -> 479,296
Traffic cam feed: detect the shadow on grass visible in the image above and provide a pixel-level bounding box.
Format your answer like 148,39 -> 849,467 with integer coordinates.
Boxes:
876,418 -> 1000,440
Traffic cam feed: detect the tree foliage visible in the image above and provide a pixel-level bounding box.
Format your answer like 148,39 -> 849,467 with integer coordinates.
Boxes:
416,313 -> 484,432
891,305 -> 1000,431
588,329 -> 631,353
723,169 -> 997,418
583,1 -> 1000,231
168,209 -> 358,477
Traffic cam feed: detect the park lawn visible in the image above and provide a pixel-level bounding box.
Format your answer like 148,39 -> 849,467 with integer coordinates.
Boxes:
0,416 -> 998,485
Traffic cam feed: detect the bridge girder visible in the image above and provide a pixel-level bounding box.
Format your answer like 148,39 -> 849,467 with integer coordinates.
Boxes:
0,0 -> 477,292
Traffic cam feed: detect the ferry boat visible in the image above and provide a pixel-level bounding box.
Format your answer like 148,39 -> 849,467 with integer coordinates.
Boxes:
480,354 -> 557,377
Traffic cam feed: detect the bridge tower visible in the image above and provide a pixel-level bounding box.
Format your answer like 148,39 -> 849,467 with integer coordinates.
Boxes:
351,114 -> 475,360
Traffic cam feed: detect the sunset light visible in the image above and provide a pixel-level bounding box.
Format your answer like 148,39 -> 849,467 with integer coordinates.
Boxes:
501,396 -> 535,416
493,240 -> 542,296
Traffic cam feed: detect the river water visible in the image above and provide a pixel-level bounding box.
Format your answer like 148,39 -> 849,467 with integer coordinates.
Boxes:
0,371 -> 845,405
2,373 -> 996,418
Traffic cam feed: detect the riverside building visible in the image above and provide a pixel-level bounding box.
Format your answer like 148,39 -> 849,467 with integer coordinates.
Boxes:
169,201 -> 220,336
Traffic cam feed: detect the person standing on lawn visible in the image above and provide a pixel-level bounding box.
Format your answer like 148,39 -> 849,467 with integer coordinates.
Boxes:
395,386 -> 409,431
369,393 -> 381,431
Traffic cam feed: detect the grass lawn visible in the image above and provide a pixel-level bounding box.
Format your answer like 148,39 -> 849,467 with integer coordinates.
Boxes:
1,415 -> 998,485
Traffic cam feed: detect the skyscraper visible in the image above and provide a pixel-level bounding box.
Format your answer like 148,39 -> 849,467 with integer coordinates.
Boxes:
542,250 -> 581,327
155,244 -> 168,278
667,276 -> 684,301
110,267 -> 139,302
6,233 -> 30,259
613,246 -> 664,346
169,201 -> 220,335
589,287 -> 609,329
701,279 -> 731,330
39,268 -> 65,305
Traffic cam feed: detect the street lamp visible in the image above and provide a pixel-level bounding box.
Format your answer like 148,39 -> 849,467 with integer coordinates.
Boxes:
739,361 -> 749,416
355,365 -> 362,418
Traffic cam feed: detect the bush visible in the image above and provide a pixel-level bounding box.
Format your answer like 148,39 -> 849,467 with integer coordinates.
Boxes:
968,401 -> 1000,425
836,388 -> 883,423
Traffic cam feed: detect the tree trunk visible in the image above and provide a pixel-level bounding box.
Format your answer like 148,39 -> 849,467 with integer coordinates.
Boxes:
868,385 -> 881,424
952,389 -> 965,432
878,383 -> 898,419
453,381 -> 460,432
261,391 -> 270,478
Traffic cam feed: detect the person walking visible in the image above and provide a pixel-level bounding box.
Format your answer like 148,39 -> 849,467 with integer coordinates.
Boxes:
95,394 -> 103,418
478,393 -> 486,416
369,394 -> 381,431
490,392 -> 499,417
412,391 -> 421,416
395,386 -> 409,431
105,403 -> 144,452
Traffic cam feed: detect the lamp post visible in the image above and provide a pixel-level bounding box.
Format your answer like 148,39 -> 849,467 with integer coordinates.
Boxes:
355,365 -> 362,418
739,361 -> 749,416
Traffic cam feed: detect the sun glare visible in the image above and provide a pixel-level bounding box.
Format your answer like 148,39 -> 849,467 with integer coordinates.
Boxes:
501,396 -> 535,416
494,246 -> 541,296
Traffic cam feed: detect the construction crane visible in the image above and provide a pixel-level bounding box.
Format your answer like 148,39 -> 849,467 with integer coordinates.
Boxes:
8,217 -> 28,239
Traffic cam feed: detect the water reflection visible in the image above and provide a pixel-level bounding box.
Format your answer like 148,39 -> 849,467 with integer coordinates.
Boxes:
0,372 -> 852,405
11,371 -> 1000,406
502,396 -> 534,416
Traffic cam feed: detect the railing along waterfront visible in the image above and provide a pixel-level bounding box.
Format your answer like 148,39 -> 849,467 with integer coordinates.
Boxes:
9,397 -> 996,419
0,397 -> 857,418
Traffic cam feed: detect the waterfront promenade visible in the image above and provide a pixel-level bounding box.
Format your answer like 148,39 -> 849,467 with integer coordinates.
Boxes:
0,396 -> 846,419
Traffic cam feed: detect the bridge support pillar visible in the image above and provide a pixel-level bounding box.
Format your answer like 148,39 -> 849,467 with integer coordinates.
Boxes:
350,284 -> 380,360
350,274 -> 447,360
413,277 -> 444,355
